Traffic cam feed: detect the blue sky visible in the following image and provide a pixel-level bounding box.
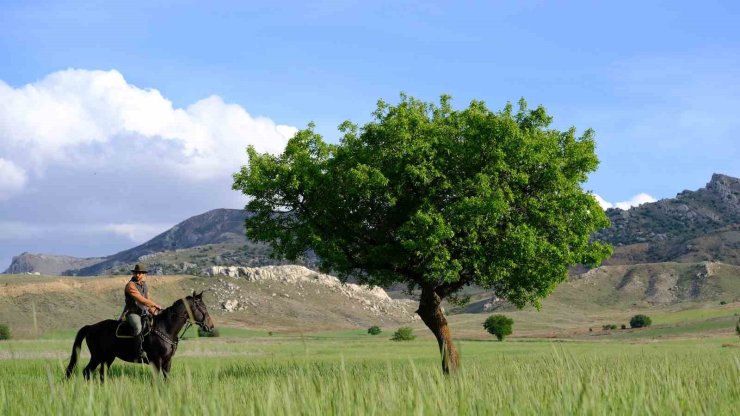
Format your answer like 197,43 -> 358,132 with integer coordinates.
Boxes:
0,0 -> 738,269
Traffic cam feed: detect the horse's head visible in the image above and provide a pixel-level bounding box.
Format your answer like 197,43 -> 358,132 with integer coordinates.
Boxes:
185,291 -> 215,333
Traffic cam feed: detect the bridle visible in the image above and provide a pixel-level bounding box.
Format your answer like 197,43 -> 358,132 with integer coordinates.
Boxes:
152,297 -> 210,350
181,297 -> 211,334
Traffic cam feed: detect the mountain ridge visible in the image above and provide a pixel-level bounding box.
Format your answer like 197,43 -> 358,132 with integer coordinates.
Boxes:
597,173 -> 740,265
4,173 -> 739,275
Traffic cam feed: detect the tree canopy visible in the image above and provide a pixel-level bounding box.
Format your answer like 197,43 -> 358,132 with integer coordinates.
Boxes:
234,94 -> 612,373
233,95 -> 611,307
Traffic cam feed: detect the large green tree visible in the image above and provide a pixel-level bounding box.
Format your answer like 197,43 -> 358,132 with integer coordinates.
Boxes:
233,95 -> 611,373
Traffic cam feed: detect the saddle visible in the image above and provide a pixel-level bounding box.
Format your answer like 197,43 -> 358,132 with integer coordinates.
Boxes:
115,313 -> 153,339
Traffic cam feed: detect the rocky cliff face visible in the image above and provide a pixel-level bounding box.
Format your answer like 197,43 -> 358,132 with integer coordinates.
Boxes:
595,173 -> 740,265
3,253 -> 104,275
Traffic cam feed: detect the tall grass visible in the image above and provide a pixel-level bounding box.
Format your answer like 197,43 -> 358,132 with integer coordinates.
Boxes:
0,338 -> 738,415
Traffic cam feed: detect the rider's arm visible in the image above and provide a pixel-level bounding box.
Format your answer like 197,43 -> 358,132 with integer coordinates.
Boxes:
125,282 -> 159,309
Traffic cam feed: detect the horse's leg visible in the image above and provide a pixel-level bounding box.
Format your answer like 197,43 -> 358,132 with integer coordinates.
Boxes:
99,356 -> 114,383
162,359 -> 172,381
151,356 -> 163,375
83,357 -> 100,381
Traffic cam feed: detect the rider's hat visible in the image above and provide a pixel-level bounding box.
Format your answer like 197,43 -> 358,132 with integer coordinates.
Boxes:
130,264 -> 149,274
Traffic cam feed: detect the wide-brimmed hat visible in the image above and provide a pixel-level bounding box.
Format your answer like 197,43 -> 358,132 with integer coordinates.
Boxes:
130,264 -> 148,274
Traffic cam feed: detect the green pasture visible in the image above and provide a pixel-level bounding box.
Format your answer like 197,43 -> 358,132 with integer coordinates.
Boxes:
1,333 -> 738,415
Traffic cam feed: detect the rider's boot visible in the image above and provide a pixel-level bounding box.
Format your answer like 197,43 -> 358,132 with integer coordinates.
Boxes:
134,333 -> 148,363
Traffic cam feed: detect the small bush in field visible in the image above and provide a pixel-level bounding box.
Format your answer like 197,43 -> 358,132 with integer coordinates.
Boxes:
602,324 -> 617,331
0,324 -> 10,340
198,327 -> 220,337
391,327 -> 415,341
483,315 -> 514,341
630,315 -> 652,328
368,326 -> 382,335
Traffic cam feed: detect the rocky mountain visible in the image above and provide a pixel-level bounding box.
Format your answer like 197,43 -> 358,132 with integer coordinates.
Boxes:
3,209 -> 256,275
595,173 -> 740,265
3,253 -> 105,275
68,209 -> 258,275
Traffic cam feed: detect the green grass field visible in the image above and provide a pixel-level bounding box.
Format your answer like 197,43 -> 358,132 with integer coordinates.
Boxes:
1,332 -> 738,415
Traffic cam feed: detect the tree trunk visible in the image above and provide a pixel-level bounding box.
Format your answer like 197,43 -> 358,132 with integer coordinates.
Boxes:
417,286 -> 460,374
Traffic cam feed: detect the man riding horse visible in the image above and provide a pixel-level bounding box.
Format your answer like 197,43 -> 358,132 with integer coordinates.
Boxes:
123,264 -> 163,362
66,286 -> 214,381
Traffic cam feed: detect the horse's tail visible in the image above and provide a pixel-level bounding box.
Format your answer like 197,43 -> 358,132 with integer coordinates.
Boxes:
65,325 -> 90,378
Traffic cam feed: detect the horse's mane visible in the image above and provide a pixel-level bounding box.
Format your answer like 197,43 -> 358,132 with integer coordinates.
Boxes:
155,296 -> 194,323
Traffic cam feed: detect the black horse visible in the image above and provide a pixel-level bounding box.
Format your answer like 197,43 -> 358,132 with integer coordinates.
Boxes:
65,291 -> 214,381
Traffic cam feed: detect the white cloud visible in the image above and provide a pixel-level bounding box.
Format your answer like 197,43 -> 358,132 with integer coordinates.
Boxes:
592,193 -> 613,210
102,223 -> 171,243
0,69 -> 297,193
614,193 -> 656,210
593,192 -> 657,210
0,158 -> 27,200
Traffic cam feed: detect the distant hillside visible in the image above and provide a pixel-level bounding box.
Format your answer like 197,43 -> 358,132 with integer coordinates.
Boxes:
69,209 -> 254,275
455,261 -> 740,316
4,208 -> 311,276
0,265 -> 417,338
2,264 -> 736,340
596,173 -> 740,265
3,253 -> 105,275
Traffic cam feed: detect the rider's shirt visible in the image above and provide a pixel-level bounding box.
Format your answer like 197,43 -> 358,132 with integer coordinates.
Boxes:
124,279 -> 157,316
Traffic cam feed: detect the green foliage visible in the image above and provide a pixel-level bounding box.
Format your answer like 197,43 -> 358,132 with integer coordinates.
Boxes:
391,327 -> 416,341
0,324 -> 10,340
621,324 -> 627,330
367,326 -> 382,335
630,315 -> 652,328
233,94 -> 611,308
483,315 -> 514,341
198,327 -> 220,337
602,324 -> 618,331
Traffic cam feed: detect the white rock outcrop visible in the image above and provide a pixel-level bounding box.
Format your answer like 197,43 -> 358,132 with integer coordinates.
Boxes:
210,265 -> 392,302
209,265 -> 415,319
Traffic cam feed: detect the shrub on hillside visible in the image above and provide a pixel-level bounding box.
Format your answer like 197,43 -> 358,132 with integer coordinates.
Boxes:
0,324 -> 10,340
368,326 -> 382,335
602,324 -> 617,330
198,327 -> 220,337
630,314 -> 652,328
483,315 -> 514,341
391,327 -> 416,341
621,324 -> 627,330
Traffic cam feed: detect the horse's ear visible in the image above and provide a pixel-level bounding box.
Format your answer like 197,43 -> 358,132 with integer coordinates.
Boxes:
191,290 -> 196,298
196,291 -> 203,298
